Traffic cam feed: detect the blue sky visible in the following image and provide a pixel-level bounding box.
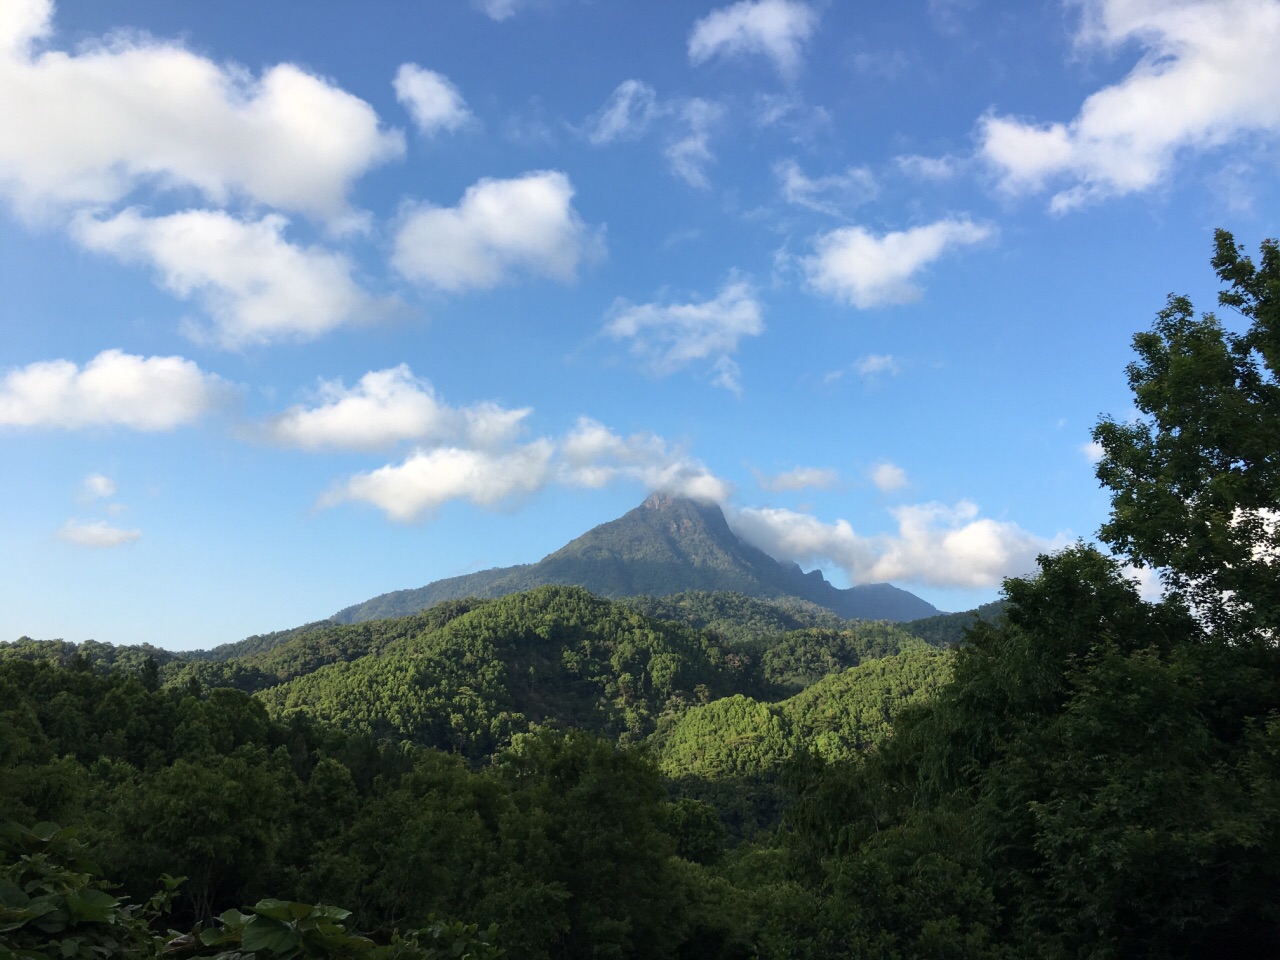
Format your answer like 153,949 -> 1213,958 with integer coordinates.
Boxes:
2,0 -> 1277,649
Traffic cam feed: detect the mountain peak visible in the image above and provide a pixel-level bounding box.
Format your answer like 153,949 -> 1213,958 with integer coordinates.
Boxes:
331,496 -> 940,624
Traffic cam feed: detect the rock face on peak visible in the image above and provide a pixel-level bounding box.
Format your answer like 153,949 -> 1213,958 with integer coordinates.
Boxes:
331,495 -> 939,624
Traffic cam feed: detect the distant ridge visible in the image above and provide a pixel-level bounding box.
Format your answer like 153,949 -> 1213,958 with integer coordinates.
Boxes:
332,494 -> 940,624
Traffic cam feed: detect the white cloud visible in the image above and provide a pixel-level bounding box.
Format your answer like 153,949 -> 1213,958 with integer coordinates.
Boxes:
587,80 -> 662,144
320,441 -> 556,523
393,171 -> 601,292
870,462 -> 908,492
665,99 -> 723,189
394,64 -> 472,135
1122,562 -> 1166,601
753,94 -> 832,139
775,159 -> 878,215
729,500 -> 1054,589
979,0 -> 1280,211
72,208 -> 381,347
854,354 -> 901,376
0,349 -> 229,430
689,0 -> 819,78
584,84 -> 724,188
758,466 -> 839,492
81,473 -> 116,499
318,409 -> 733,523
605,280 -> 765,380
558,417 -> 732,503
56,519 -> 141,548
260,365 -> 529,452
894,153 -> 959,180
1081,440 -> 1105,462
710,357 -> 744,396
0,0 -> 402,221
803,219 -> 993,308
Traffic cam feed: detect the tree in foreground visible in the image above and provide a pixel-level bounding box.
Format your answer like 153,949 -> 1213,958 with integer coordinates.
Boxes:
779,232 -> 1280,959
1093,230 -> 1279,640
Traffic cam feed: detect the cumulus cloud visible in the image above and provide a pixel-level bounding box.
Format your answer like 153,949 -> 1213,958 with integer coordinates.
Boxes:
0,349 -> 229,430
320,441 -> 556,523
324,418 -> 731,523
757,466 -> 839,492
81,473 -> 117,499
259,365 -> 529,452
558,417 -> 732,503
775,159 -> 878,215
56,519 -> 141,548
0,0 -> 402,221
688,0 -> 818,78
604,280 -> 765,382
979,0 -> 1280,211
803,219 -> 992,308
870,462 -> 908,492
392,171 -> 601,292
72,208 -> 381,347
394,64 -> 472,135
729,500 -> 1054,589
1081,440 -> 1105,462
587,80 -> 662,144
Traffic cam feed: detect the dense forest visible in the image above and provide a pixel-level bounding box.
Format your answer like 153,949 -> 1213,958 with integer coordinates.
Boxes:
2,231 -> 1278,958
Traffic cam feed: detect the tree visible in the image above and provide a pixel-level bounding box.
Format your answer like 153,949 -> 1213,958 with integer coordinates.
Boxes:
1093,229 -> 1279,640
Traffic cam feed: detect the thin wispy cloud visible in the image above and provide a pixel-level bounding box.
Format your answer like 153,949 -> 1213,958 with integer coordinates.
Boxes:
855,354 -> 901,376
757,466 -> 839,492
775,159 -> 878,216
585,82 -> 724,188
81,474 -> 117,500
605,280 -> 764,386
56,519 -> 141,548
587,80 -> 663,144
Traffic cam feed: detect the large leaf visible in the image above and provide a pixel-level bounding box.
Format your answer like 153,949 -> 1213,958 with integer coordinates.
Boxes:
240,915 -> 302,954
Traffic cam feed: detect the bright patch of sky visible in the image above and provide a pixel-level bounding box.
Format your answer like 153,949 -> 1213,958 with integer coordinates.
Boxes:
2,0 -> 1276,647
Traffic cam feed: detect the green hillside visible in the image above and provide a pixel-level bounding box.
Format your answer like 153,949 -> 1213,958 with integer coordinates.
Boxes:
655,649 -> 953,780
257,586 -> 750,756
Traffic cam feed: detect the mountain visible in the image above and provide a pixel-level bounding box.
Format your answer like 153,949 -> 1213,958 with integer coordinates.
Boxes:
332,494 -> 940,624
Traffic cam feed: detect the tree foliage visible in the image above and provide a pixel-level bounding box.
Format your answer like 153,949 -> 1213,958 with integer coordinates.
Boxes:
1094,230 -> 1280,639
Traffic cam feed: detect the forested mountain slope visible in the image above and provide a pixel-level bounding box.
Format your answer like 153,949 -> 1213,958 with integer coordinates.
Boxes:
655,648 -> 953,780
257,586 -> 753,756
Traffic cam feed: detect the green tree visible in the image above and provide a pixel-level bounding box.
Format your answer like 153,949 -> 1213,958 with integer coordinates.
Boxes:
1093,229 -> 1279,639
